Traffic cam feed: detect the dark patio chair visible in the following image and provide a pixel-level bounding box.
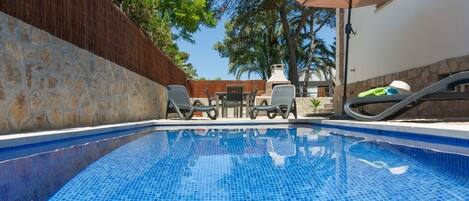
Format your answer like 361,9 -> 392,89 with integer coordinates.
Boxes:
204,88 -> 217,106
166,85 -> 218,120
250,85 -> 298,119
246,89 -> 258,115
345,71 -> 469,121
222,85 -> 244,118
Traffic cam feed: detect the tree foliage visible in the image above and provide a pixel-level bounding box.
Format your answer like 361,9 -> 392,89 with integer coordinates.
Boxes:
214,0 -> 336,90
214,11 -> 284,80
113,0 -> 218,79
196,76 -> 223,80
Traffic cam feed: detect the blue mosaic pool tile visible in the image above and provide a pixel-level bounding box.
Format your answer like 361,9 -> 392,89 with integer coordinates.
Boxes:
49,128 -> 469,201
0,129 -> 153,201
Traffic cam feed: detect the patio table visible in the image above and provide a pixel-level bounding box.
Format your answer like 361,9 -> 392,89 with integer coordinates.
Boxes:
215,92 -> 251,118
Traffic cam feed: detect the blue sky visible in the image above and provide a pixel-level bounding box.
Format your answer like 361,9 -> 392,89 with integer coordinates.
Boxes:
177,19 -> 336,80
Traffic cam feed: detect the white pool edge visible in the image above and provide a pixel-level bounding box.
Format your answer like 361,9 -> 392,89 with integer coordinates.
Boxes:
0,120 -> 157,149
0,118 -> 468,149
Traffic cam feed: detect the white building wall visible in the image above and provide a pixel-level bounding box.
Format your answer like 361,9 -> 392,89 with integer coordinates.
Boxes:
308,87 -> 319,97
346,0 -> 469,83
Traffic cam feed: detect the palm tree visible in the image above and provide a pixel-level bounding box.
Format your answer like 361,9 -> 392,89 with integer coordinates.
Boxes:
298,39 -> 336,96
214,10 -> 284,80
215,0 -> 335,88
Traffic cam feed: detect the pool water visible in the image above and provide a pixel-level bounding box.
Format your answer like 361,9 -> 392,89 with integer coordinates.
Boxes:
50,127 -> 469,200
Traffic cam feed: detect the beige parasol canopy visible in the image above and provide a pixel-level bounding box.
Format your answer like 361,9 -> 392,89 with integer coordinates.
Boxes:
296,0 -> 388,8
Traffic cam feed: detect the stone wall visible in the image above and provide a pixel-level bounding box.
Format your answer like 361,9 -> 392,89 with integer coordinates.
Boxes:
0,12 -> 167,134
0,0 -> 188,86
295,97 -> 334,116
339,55 -> 469,119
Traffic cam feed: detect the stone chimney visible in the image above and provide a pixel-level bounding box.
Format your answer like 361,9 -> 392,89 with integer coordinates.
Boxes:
266,64 -> 291,95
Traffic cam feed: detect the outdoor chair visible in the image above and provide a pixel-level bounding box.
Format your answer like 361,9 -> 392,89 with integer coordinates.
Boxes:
222,85 -> 244,118
345,71 -> 469,121
250,85 -> 298,119
246,89 -> 258,115
204,88 -> 217,106
166,85 -> 218,120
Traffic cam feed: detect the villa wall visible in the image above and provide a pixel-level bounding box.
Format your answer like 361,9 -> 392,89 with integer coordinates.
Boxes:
346,0 -> 469,83
333,0 -> 469,119
342,55 -> 469,119
0,12 -> 167,134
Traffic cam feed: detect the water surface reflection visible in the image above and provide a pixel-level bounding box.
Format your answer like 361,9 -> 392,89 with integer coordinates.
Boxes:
51,127 -> 469,200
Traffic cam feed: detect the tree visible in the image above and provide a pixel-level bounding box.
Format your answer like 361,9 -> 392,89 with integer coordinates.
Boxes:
297,8 -> 336,96
196,77 -> 223,80
215,0 -> 335,89
298,38 -> 336,96
175,52 -> 199,79
277,1 -> 335,89
113,0 -> 218,79
214,11 -> 284,80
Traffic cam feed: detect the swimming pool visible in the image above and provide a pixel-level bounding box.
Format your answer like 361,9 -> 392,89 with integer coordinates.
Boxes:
1,124 -> 469,200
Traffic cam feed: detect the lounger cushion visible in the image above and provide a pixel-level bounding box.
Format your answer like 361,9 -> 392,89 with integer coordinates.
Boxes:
349,92 -> 469,107
348,94 -> 411,105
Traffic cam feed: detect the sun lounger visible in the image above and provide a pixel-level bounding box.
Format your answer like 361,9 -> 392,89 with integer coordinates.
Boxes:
250,85 -> 298,119
345,71 -> 469,121
166,85 -> 218,120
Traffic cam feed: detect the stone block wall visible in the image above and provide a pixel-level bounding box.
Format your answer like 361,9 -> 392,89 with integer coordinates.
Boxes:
340,54 -> 469,119
0,12 -> 167,134
0,0 -> 187,86
295,97 -> 334,116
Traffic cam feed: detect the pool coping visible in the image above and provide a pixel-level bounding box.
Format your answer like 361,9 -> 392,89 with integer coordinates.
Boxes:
151,119 -> 469,139
0,120 -> 157,149
307,119 -> 469,139
0,118 -> 468,149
